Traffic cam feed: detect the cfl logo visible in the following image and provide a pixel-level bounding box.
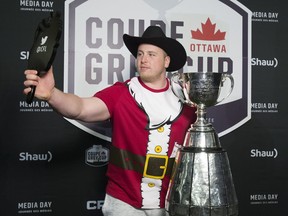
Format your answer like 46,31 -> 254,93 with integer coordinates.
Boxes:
86,200 -> 104,210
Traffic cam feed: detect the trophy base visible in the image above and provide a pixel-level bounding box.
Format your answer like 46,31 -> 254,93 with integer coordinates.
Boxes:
166,129 -> 238,216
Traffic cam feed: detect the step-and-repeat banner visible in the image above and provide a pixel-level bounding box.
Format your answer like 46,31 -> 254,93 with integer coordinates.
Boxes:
1,0 -> 287,215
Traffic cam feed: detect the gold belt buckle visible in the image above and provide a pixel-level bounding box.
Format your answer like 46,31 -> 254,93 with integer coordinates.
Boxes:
143,154 -> 168,179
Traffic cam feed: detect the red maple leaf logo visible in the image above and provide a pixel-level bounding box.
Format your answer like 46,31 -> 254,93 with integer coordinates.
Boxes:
191,18 -> 226,41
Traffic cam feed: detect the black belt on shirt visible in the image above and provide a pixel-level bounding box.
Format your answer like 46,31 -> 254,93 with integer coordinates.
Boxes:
109,145 -> 175,179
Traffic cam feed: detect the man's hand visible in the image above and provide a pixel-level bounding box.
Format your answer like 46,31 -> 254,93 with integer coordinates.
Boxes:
24,67 -> 55,102
26,11 -> 62,104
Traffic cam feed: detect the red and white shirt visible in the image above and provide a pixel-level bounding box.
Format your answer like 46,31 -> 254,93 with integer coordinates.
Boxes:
95,77 -> 196,209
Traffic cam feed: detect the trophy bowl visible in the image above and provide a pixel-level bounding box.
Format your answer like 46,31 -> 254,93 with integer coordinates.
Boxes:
171,72 -> 234,128
171,72 -> 234,107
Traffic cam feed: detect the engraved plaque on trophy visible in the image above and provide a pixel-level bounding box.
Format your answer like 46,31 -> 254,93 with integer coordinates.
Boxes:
166,72 -> 238,216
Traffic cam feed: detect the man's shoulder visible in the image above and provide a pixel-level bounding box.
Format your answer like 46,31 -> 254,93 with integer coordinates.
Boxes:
113,79 -> 130,88
95,79 -> 131,97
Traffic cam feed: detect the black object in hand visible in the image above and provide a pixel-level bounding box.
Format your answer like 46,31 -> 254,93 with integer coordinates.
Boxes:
26,11 -> 62,104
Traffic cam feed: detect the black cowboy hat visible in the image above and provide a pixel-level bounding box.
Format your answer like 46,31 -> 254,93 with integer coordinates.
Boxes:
123,26 -> 187,72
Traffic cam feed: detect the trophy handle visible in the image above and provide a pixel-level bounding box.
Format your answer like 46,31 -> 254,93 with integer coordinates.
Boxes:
170,72 -> 189,104
216,73 -> 234,104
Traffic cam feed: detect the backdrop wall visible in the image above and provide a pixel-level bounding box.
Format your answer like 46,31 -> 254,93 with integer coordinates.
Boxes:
0,0 -> 287,216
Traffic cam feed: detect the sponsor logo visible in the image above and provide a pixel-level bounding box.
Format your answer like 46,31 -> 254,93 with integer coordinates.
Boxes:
251,57 -> 278,68
85,145 -> 109,167
20,51 -> 30,60
86,200 -> 104,210
40,36 -> 48,45
33,36 -> 49,54
18,201 -> 53,214
250,148 -> 278,158
19,151 -> 52,162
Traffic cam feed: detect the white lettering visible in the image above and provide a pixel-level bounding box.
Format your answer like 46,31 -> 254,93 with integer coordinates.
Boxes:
253,12 -> 267,18
19,151 -> 52,162
87,200 -> 104,210
36,46 -> 47,53
250,194 -> 266,200
251,103 -> 267,109
20,0 -> 40,7
18,201 -> 52,209
268,103 -> 278,109
39,201 -> 52,208
251,58 -> 277,67
18,202 -> 38,209
250,148 -> 278,158
41,1 -> 54,7
20,101 -> 40,108
268,12 -> 278,19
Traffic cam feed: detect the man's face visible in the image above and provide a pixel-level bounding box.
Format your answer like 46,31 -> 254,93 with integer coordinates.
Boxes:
136,44 -> 170,83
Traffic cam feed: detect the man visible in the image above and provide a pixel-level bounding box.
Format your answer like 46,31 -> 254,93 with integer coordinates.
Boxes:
24,26 -> 197,216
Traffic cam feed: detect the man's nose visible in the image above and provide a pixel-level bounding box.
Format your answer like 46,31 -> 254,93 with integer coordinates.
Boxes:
141,54 -> 148,62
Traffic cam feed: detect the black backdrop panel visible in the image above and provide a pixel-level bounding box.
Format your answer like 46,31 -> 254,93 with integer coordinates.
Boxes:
0,0 -> 287,216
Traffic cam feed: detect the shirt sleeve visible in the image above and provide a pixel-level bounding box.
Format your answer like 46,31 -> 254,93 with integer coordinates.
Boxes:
94,81 -> 128,117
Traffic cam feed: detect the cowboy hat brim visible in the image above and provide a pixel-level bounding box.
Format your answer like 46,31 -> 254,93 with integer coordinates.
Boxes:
123,33 -> 187,72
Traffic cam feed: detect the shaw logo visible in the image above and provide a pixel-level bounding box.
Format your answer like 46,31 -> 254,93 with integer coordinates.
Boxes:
250,148 -> 278,158
85,145 -> 109,167
251,57 -> 278,68
19,151 -> 52,162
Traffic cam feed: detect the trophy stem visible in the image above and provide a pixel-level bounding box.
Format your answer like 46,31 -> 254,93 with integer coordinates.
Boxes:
194,104 -> 210,128
184,105 -> 221,149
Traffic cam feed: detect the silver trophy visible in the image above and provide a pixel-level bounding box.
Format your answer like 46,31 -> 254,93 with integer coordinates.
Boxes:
166,72 -> 238,216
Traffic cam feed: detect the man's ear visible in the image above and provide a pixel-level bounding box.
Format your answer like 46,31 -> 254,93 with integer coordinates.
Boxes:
165,55 -> 171,68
